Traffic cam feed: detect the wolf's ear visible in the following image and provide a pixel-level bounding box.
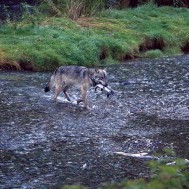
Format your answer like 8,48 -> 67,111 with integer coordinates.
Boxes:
103,68 -> 107,72
95,68 -> 100,73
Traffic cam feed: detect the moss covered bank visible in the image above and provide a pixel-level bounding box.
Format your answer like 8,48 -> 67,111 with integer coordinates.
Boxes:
0,4 -> 189,71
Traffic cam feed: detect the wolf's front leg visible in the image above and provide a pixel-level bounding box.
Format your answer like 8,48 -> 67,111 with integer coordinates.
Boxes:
80,86 -> 89,109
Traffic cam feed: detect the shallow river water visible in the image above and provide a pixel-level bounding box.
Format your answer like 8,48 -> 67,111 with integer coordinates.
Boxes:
0,55 -> 189,188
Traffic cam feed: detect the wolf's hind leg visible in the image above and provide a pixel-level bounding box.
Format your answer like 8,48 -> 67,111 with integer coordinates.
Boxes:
63,85 -> 71,101
77,99 -> 83,105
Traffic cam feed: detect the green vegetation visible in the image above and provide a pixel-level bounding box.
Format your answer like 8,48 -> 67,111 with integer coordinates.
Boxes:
37,0 -> 106,19
61,158 -> 189,189
0,3 -> 189,71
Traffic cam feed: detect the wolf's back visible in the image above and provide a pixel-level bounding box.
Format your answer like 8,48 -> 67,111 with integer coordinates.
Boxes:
44,66 -> 90,93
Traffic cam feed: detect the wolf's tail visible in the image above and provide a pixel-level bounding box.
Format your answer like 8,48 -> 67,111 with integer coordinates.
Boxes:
44,74 -> 55,93
44,86 -> 50,92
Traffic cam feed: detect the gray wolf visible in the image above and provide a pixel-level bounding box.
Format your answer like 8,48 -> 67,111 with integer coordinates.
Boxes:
44,65 -> 107,108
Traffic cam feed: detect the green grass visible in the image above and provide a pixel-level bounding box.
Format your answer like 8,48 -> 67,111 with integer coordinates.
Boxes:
0,3 -> 189,71
144,49 -> 164,58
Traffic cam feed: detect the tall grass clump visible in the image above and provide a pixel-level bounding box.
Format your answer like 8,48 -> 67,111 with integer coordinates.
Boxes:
38,0 -> 106,20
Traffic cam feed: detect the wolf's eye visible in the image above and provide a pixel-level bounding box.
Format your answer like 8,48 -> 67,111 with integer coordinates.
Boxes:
101,73 -> 107,79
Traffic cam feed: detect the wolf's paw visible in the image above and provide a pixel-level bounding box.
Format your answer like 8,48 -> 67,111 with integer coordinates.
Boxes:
77,99 -> 83,105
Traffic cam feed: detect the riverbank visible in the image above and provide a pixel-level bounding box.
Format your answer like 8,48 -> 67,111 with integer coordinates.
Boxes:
0,3 -> 189,71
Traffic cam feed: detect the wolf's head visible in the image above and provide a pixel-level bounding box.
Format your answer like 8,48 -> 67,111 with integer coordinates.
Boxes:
90,68 -> 107,85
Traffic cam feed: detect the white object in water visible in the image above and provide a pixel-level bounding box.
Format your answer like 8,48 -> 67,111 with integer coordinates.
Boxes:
95,83 -> 115,97
114,152 -> 159,159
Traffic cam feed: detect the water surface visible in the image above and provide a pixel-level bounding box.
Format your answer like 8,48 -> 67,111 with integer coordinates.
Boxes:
0,55 -> 189,188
